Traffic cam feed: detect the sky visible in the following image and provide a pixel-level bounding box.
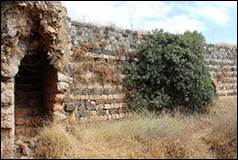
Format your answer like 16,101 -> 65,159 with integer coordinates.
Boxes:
61,1 -> 237,44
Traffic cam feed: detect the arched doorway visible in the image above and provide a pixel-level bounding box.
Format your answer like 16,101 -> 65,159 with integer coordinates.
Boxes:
1,1 -> 71,158
14,36 -> 58,138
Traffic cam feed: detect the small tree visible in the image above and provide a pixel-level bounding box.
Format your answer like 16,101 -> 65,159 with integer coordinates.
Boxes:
124,30 -> 216,112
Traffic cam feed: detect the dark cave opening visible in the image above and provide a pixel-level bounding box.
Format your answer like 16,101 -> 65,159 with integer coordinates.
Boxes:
14,32 -> 57,138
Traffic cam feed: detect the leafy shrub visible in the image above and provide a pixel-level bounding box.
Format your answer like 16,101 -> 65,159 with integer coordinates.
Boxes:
124,30 -> 216,112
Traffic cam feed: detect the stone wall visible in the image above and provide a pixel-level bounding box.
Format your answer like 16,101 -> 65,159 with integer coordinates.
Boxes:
205,44 -> 237,96
1,1 -> 71,158
64,21 -> 145,122
66,20 -> 237,122
1,1 -> 237,158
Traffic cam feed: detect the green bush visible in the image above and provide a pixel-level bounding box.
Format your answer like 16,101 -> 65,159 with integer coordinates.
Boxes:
124,30 -> 216,112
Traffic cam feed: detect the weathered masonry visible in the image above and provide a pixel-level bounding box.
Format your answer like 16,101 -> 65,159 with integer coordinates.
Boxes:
204,44 -> 237,96
1,1 -> 237,158
1,1 -> 72,158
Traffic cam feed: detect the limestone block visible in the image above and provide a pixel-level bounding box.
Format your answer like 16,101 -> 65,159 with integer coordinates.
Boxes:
85,100 -> 95,110
102,95 -> 107,99
95,104 -> 104,110
1,105 -> 14,115
1,82 -> 6,92
57,82 -> 69,93
1,59 -> 19,78
90,100 -> 96,105
1,129 -> 14,159
97,116 -> 103,121
111,114 -> 116,119
104,104 -> 111,109
57,72 -> 69,82
1,111 -> 14,128
50,94 -> 65,102
64,103 -> 76,112
1,90 -> 13,106
79,111 -> 97,117
52,103 -> 64,112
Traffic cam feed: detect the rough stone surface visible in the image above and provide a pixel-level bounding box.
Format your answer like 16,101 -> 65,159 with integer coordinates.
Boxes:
67,19 -> 237,122
1,1 -> 71,158
1,1 -> 237,159
1,112 -> 14,128
57,82 -> 69,93
58,72 -> 70,82
1,63 -> 19,78
1,90 -> 14,106
64,103 -> 76,112
205,44 -> 237,96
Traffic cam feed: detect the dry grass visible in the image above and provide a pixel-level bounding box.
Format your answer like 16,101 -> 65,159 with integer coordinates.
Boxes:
34,97 -> 237,159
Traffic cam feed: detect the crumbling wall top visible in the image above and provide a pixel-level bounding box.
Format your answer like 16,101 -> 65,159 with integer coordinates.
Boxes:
1,1 -> 72,78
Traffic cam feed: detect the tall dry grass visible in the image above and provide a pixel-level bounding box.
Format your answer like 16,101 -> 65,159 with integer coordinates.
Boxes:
34,97 -> 237,159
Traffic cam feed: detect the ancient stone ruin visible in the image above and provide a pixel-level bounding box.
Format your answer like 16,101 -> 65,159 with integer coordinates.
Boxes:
1,1 -> 237,158
1,1 -> 72,158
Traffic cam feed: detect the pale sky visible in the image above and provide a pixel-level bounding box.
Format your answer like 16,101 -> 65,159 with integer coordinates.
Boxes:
61,1 -> 237,44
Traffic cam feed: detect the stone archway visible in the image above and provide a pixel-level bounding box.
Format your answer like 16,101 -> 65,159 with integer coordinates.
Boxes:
1,1 -> 72,158
14,40 -> 58,138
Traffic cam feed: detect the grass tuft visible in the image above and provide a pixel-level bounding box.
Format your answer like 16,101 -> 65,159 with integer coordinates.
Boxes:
34,97 -> 237,159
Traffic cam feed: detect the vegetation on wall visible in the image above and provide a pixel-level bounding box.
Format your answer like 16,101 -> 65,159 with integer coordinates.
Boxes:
72,43 -> 123,85
124,30 -> 216,112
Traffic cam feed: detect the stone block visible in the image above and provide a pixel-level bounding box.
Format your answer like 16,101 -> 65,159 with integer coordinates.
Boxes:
1,128 -> 14,158
116,114 -> 120,119
1,90 -> 13,106
1,106 -> 14,114
104,104 -> 111,109
1,128 -> 14,140
1,82 -> 6,92
85,100 -> 96,110
52,103 -> 64,112
97,116 -> 103,121
102,95 -> 107,99
90,100 -> 96,105
78,111 -> 97,117
64,103 -> 76,112
97,109 -> 107,116
49,94 -> 65,102
1,62 -> 19,78
57,82 -> 69,93
1,112 -> 14,128
109,108 -> 119,114
78,102 -> 87,112
95,104 -> 104,110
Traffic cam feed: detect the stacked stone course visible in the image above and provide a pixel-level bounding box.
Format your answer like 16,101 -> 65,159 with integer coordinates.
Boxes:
67,20 -> 237,122
1,1 -> 237,158
205,44 -> 237,96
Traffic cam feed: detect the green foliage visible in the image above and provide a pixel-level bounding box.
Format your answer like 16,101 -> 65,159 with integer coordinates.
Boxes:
124,30 -> 216,112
